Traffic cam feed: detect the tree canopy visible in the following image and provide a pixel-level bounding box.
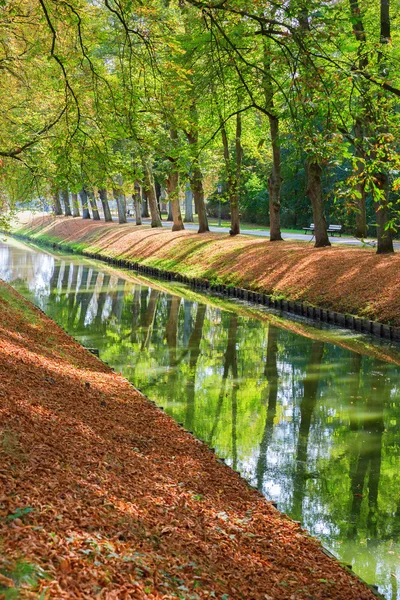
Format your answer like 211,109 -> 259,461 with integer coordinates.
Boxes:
1,0 -> 399,251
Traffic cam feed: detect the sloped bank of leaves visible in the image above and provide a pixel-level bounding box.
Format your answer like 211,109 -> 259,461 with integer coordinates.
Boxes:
0,279 -> 377,599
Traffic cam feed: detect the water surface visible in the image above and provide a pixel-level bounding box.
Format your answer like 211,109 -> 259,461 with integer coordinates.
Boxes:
1,238 -> 400,599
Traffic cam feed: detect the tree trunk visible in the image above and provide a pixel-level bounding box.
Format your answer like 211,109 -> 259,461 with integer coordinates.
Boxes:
141,192 -> 150,218
263,36 -> 283,241
230,112 -> 242,236
297,9 -> 330,249
167,202 -> 173,221
184,184 -> 194,222
166,128 -> 184,232
61,190 -> 72,216
306,160 -> 331,248
349,0 -> 368,239
268,116 -> 283,241
53,192 -> 63,216
71,193 -> 80,217
88,191 -> 100,220
99,188 -> 113,222
142,158 -> 162,227
354,120 -> 367,238
79,188 -> 91,219
374,0 -> 394,254
133,183 -> 142,226
113,189 -> 127,224
155,180 -> 162,218
189,166 -> 209,233
376,172 -> 394,254
166,170 -> 184,232
179,0 -> 208,235
186,119 -> 209,232
218,107 -> 242,235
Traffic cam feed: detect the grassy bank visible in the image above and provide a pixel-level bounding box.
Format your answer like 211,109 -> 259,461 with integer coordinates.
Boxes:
0,278 -> 379,599
13,214 -> 400,326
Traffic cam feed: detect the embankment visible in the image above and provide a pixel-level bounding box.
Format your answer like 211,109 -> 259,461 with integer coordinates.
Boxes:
13,214 -> 400,328
0,278 -> 379,599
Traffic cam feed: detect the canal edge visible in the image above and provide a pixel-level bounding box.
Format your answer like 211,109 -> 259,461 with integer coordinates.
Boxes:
11,232 -> 400,346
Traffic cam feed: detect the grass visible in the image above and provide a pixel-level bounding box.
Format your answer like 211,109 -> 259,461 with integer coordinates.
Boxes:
0,285 -> 39,325
0,560 -> 50,598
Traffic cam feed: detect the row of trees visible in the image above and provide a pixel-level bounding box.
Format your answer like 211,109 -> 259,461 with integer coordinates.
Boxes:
0,0 -> 399,252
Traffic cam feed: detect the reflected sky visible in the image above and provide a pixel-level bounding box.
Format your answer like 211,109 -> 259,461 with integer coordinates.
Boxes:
1,238 -> 400,600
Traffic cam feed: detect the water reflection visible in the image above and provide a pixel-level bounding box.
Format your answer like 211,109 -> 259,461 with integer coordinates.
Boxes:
1,239 -> 400,599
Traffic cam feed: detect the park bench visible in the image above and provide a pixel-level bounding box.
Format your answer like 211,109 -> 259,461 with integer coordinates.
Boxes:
327,224 -> 342,236
303,223 -> 343,236
303,223 -> 315,234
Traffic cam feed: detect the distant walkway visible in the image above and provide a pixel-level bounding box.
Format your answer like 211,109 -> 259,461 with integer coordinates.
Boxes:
137,218 -> 398,249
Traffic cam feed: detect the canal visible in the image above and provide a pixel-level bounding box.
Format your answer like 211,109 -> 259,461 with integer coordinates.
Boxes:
1,237 -> 400,599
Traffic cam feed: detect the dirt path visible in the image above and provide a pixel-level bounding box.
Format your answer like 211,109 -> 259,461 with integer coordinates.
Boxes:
13,214 -> 400,326
0,280 -> 379,599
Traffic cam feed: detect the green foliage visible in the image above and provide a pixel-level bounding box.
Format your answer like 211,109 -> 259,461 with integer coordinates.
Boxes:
0,0 -> 399,245
6,507 -> 34,522
0,560 -> 50,598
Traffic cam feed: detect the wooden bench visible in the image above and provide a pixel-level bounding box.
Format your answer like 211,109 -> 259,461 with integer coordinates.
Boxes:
303,223 -> 343,236
327,224 -> 342,236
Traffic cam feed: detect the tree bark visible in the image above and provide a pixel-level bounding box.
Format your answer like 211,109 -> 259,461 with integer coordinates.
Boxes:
166,170 -> 184,231
230,112 -> 242,235
71,193 -> 80,217
306,160 -> 331,248
167,202 -> 173,221
53,192 -> 63,216
61,190 -> 72,216
155,180 -> 162,218
268,116 -> 283,241
142,158 -> 162,228
374,0 -> 394,254
133,183 -> 142,226
263,40 -> 283,241
179,3 -> 209,233
189,164 -> 209,233
184,184 -> 194,222
349,0 -> 368,238
376,172 -> 394,253
297,9 -> 330,249
79,188 -> 91,219
219,109 -> 241,236
186,115 -> 209,233
88,190 -> 100,220
166,128 -> 184,232
99,188 -> 113,222
141,192 -> 150,218
113,189 -> 127,224
354,120 -> 367,238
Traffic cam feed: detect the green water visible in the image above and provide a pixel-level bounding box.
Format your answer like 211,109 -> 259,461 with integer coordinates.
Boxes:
2,238 -> 400,599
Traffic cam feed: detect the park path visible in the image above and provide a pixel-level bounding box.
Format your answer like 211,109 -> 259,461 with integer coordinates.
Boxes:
137,217 -> 399,248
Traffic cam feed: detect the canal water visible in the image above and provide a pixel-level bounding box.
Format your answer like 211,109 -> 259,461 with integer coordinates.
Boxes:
1,237 -> 400,599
